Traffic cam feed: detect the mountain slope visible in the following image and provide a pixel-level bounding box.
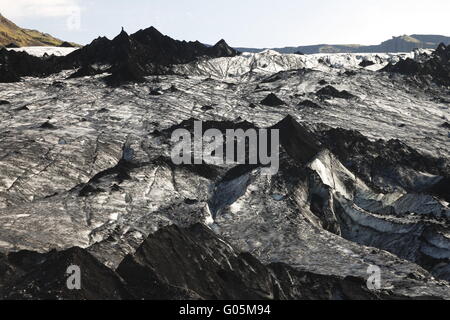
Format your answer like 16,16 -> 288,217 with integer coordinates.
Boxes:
237,34 -> 450,54
0,13 -> 75,47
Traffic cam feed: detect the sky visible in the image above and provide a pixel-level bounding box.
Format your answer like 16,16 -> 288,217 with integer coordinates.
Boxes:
0,0 -> 449,47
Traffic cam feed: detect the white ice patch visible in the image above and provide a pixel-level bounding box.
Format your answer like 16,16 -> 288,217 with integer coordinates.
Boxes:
7,46 -> 78,57
176,50 -> 422,79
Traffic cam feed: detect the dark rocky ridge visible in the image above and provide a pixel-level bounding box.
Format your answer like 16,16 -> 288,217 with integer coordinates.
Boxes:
0,13 -> 75,47
1,34 -> 450,300
0,26 -> 240,84
0,224 -> 435,300
104,59 -> 147,86
5,43 -> 19,48
151,116 -> 450,283
60,27 -> 239,85
318,127 -> 450,199
59,42 -> 76,48
316,85 -> 356,100
157,115 -> 321,169
382,43 -> 450,87
236,34 -> 450,54
67,64 -> 100,79
359,60 -> 376,67
261,93 -> 286,106
298,100 -> 321,109
1,247 -> 132,300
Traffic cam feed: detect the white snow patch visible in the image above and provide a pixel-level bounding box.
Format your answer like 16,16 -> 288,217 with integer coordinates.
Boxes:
7,46 -> 78,57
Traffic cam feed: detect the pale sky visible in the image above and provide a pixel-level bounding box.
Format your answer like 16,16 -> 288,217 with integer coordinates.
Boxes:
1,0 -> 449,47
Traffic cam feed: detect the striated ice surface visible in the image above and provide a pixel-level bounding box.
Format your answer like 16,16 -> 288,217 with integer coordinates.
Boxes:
0,50 -> 449,298
6,46 -> 78,57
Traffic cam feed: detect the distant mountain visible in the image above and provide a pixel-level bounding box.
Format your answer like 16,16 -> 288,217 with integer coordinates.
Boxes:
0,13 -> 77,47
236,34 -> 450,54
61,27 -> 239,85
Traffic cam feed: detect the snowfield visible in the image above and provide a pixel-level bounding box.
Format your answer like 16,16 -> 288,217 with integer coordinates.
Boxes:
6,46 -> 79,57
